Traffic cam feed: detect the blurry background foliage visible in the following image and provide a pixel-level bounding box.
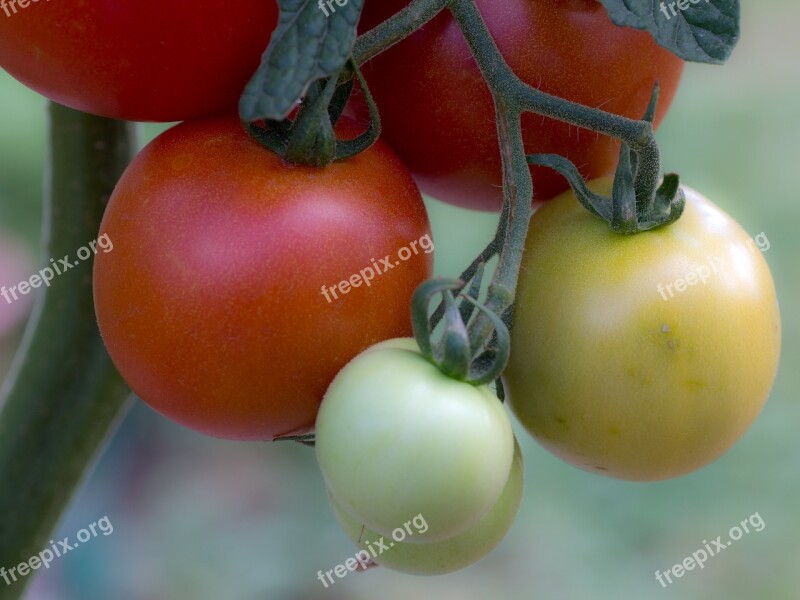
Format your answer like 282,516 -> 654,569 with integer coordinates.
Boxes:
0,1 -> 798,598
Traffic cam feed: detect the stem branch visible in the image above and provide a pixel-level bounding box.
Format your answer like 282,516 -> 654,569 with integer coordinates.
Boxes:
353,0 -> 448,64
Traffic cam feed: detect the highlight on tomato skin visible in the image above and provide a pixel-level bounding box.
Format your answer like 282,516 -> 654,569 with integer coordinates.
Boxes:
354,0 -> 685,211
0,0 -> 279,122
93,116 -> 434,441
503,178 -> 781,482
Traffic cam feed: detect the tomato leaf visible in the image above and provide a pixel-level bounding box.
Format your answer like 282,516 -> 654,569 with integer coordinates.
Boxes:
239,0 -> 364,122
598,0 -> 739,64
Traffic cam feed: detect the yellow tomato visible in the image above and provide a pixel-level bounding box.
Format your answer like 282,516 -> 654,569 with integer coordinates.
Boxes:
504,178 -> 781,481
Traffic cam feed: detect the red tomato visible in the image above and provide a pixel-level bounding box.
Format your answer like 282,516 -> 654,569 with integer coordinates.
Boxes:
0,1 -> 277,122
355,0 -> 685,210
93,116 -> 433,440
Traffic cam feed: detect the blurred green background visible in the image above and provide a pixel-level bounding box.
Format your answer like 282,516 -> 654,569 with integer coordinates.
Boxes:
0,2 -> 798,598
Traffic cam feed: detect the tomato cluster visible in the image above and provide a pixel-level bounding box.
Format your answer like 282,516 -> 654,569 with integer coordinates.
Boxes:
1,0 -> 781,579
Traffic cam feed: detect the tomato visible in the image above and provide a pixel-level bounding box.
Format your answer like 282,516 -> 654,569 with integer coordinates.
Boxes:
355,0 -> 684,210
503,178 -> 781,481
0,1 -> 277,122
93,116 -> 433,441
315,338 -> 514,542
328,438 -> 523,575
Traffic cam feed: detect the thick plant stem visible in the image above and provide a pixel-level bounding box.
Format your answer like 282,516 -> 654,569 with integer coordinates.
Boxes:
0,103 -> 134,599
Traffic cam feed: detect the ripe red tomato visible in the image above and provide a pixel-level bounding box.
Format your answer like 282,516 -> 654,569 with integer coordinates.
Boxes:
356,0 -> 685,210
93,116 -> 433,440
0,1 -> 277,122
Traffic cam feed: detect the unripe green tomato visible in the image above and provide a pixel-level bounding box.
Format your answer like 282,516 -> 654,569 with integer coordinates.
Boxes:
504,178 -> 781,481
316,338 -> 514,542
329,438 -> 524,575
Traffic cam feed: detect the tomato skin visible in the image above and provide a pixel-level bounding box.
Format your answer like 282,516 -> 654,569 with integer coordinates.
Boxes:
315,338 -> 514,543
356,0 -> 684,210
504,178 -> 781,481
328,438 -> 524,575
93,117 -> 433,441
0,1 -> 277,122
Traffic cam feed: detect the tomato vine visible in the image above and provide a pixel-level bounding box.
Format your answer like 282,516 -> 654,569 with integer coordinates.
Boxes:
0,0 -> 743,590
346,0 -> 684,383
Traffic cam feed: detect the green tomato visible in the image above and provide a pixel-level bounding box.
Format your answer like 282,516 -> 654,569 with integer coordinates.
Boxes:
316,338 -> 514,542
328,437 -> 524,575
504,178 -> 781,481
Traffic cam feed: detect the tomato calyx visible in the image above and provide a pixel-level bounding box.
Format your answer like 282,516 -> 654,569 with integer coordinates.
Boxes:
527,84 -> 686,234
411,278 -> 510,387
242,61 -> 382,167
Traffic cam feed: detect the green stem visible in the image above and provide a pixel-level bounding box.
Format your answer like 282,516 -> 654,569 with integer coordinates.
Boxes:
0,103 -> 134,599
361,0 -> 668,379
353,0 -> 448,64
446,0 -> 650,140
428,226 -> 503,330
466,101 -> 530,355
446,0 -> 658,196
355,0 -> 656,160
444,0 -> 660,357
353,0 -> 661,215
